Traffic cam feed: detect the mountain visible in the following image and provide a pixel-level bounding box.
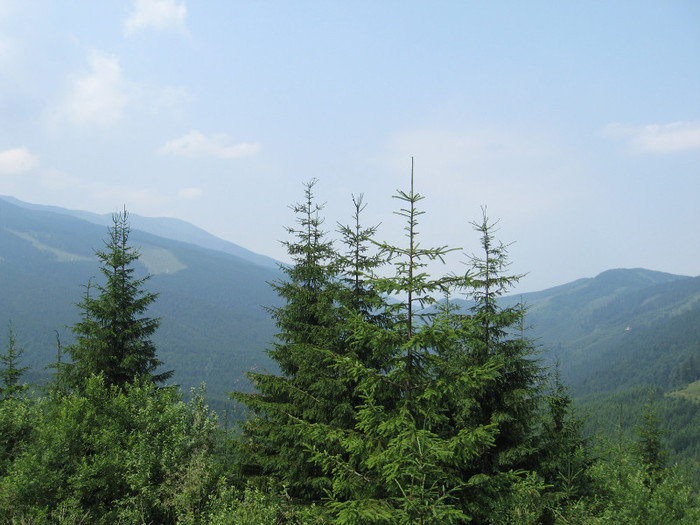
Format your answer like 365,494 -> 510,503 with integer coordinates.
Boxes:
2,195 -> 699,431
440,267 -> 699,395
510,269 -> 700,469
515,268 -> 700,395
0,195 -> 279,270
0,197 -> 283,413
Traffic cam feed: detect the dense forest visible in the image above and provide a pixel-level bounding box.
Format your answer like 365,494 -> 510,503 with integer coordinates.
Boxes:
1,178 -> 699,524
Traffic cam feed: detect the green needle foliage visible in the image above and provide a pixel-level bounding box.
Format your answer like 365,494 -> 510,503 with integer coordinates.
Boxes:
451,209 -> 545,521
309,169 -> 498,523
635,388 -> 668,483
3,175 -> 700,523
235,166 -> 550,523
0,377 -> 221,524
66,209 -> 172,390
232,179 -> 352,501
0,322 -> 29,400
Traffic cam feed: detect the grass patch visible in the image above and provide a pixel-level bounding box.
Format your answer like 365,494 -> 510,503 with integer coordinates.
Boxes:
668,379 -> 700,403
10,230 -> 92,263
139,245 -> 187,275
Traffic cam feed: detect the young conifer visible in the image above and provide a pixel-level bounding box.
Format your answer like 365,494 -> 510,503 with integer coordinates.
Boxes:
66,209 -> 171,390
635,388 -> 667,483
0,323 -> 29,400
537,362 -> 592,520
453,209 -> 544,521
233,179 -> 349,501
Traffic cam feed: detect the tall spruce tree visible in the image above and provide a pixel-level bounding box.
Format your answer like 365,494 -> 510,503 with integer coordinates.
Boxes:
233,179 -> 351,501
66,209 -> 172,390
537,362 -> 591,522
635,388 -> 667,483
335,193 -> 390,372
234,172 -> 560,522
453,209 -> 544,522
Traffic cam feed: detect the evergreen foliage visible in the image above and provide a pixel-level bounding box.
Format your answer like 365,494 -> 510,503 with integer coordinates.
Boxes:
234,169 -> 551,522
449,209 -> 544,522
307,171 -> 502,523
554,436 -> 700,524
0,322 -> 29,400
232,179 -> 351,500
0,377 -> 221,524
66,209 -> 172,389
634,388 -> 667,482
1,177 -> 699,523
536,363 -> 592,522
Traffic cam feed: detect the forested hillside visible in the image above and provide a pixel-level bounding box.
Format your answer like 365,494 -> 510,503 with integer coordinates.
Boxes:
511,270 -> 700,473
1,187 -> 699,523
0,181 -> 700,525
0,197 -> 281,412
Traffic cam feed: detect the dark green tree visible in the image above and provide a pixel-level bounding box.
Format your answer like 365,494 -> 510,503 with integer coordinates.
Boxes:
233,173 -> 566,522
45,331 -> 68,397
335,193 -> 391,376
233,179 -> 350,501
66,209 -> 172,390
452,209 -> 545,522
537,362 -> 591,522
0,323 -> 29,401
635,388 -> 667,483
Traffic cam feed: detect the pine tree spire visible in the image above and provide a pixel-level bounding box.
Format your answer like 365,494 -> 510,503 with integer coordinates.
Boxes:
66,209 -> 172,390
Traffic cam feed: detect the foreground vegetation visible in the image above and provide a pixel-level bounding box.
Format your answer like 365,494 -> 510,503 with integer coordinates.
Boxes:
1,178 -> 698,523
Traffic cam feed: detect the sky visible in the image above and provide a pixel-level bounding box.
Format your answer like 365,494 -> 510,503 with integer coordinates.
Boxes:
1,0 -> 699,294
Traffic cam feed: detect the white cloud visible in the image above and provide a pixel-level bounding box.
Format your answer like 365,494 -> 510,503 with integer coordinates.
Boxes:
157,131 -> 261,159
0,147 -> 38,174
59,51 -> 128,126
178,187 -> 202,199
602,121 -> 700,154
124,0 -> 186,36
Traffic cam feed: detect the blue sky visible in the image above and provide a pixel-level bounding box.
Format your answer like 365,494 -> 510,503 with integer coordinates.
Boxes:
1,0 -> 699,293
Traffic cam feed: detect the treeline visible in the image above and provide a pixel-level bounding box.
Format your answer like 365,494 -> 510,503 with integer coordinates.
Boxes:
1,177 -> 699,523
577,385 -> 700,479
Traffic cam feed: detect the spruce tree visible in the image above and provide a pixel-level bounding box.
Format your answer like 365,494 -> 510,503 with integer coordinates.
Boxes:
635,388 -> 667,483
234,172 -> 556,522
335,193 -> 390,373
66,209 -> 172,390
0,323 -> 29,400
233,179 -> 350,501
453,208 -> 544,522
537,362 -> 591,521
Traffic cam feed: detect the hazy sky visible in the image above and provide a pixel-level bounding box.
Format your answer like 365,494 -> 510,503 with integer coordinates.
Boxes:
1,1 -> 699,293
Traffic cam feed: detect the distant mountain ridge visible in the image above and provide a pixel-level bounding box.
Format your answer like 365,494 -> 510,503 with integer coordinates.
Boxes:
0,195 -> 280,270
1,195 -> 699,417
0,196 -> 283,413
512,268 -> 699,395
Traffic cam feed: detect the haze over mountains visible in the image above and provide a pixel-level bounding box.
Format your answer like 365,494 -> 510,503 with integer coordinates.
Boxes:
0,196 -> 282,412
1,196 -> 699,418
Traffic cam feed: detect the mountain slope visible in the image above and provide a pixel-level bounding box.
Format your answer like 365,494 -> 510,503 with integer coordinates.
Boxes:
0,198 -> 282,411
2,196 -> 699,424
516,269 -> 700,395
511,269 -> 700,471
0,195 -> 279,270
